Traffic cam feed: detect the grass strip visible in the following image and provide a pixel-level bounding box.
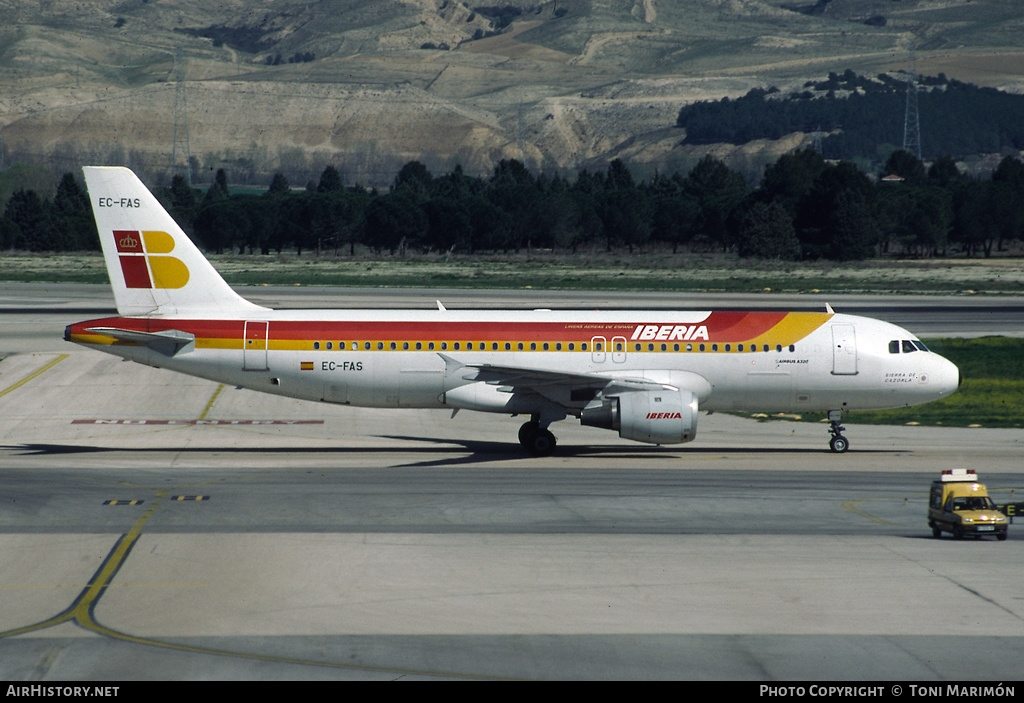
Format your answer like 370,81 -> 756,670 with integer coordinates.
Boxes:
754,337 -> 1024,429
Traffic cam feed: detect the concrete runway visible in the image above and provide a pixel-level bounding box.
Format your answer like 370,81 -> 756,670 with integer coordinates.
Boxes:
1,285 -> 1022,680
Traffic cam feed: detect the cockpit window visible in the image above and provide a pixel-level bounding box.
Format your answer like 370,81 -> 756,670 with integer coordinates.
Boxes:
891,339 -> 930,353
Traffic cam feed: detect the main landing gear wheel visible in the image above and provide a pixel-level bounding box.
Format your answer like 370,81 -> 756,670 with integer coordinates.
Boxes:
519,421 -> 557,457
518,421 -> 538,446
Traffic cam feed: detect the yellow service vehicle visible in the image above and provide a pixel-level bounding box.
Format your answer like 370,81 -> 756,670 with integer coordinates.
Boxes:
928,469 -> 1008,541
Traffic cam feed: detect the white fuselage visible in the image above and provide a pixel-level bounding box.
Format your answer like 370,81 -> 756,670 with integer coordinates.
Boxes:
67,308 -> 961,418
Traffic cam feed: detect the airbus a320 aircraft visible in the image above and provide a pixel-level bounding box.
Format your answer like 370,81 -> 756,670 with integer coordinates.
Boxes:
65,167 -> 960,455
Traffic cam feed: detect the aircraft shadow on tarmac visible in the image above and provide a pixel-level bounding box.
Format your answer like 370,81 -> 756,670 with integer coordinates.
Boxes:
2,439 -> 903,463
378,436 -> 905,467
2,440 -> 658,461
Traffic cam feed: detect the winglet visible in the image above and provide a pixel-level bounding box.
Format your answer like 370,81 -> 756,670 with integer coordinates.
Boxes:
437,300 -> 447,311
826,303 -> 835,314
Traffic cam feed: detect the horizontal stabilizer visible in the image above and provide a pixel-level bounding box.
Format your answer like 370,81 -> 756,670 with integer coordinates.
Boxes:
86,327 -> 195,355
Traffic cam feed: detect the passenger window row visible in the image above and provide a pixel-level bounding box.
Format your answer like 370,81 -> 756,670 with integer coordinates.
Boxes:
632,342 -> 795,353
309,340 -> 798,353
312,341 -> 588,352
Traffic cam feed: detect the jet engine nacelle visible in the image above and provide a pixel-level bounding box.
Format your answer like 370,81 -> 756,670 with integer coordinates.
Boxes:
581,389 -> 699,445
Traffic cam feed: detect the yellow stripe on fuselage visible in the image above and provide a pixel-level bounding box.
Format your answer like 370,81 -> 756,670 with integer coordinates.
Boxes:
746,312 -> 832,348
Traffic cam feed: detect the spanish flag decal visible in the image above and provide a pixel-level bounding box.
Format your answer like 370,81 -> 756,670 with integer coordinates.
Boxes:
300,361 -> 314,371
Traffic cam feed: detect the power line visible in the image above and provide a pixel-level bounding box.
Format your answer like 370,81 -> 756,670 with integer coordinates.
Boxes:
170,47 -> 192,185
903,46 -> 922,161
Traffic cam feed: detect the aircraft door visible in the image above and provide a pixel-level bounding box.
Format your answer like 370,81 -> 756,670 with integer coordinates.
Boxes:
831,324 -> 857,375
612,336 -> 627,363
591,336 -> 606,363
243,321 -> 269,371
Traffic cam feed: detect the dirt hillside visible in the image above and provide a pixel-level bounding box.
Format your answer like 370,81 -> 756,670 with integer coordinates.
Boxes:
1,0 -> 1022,186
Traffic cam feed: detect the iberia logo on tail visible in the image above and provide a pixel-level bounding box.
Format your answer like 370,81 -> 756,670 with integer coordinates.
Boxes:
114,230 -> 190,289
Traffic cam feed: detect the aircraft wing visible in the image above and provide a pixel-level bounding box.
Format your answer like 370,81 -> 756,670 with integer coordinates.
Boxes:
439,353 -> 686,409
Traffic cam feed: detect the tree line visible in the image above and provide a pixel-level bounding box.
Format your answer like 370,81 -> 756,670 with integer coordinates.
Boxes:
0,173 -> 98,252
3,149 -> 1023,260
677,71 -> 1024,165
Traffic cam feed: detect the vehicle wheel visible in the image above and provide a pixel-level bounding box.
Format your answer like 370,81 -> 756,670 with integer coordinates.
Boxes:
932,526 -> 942,539
525,428 -> 556,457
953,525 -> 964,540
518,421 -> 539,448
829,435 -> 849,453
997,533 -> 1007,541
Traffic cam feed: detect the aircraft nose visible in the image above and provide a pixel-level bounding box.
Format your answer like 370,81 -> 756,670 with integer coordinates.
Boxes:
937,355 -> 960,398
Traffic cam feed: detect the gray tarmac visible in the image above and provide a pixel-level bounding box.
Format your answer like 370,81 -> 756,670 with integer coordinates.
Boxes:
0,285 -> 1022,680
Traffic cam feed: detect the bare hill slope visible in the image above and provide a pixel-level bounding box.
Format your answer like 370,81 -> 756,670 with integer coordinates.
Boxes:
2,0 -> 1022,186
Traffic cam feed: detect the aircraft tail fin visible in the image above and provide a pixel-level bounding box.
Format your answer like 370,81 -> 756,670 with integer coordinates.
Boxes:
82,166 -> 267,317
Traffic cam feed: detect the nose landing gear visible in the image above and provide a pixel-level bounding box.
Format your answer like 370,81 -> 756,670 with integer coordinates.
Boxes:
828,410 -> 849,453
